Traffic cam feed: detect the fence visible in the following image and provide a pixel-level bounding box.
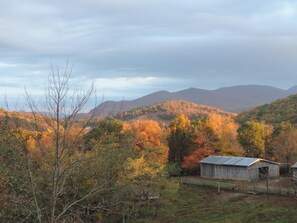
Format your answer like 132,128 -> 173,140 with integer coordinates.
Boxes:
180,177 -> 297,197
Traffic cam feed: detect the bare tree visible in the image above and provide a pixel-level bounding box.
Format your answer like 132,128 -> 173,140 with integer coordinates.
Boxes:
23,62 -> 107,223
270,129 -> 297,172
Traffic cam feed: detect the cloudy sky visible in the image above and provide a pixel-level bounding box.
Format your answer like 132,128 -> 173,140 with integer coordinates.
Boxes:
1,0 -> 297,107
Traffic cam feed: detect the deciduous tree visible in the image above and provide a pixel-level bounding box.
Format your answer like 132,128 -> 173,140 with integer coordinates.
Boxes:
270,129 -> 297,166
237,121 -> 272,158
168,114 -> 192,163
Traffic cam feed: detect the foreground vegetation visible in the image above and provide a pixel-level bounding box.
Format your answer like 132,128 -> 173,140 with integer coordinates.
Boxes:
0,70 -> 175,222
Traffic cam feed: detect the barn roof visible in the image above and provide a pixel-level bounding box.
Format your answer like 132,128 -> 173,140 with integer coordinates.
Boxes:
200,156 -> 277,167
292,162 -> 297,168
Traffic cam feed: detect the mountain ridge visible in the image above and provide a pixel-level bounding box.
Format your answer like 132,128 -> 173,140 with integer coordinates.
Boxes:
88,84 -> 297,117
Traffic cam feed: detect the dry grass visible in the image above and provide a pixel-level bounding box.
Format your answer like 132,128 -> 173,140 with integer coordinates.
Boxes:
153,184 -> 297,223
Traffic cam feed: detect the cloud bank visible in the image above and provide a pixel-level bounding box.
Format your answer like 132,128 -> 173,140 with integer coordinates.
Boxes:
0,0 -> 297,105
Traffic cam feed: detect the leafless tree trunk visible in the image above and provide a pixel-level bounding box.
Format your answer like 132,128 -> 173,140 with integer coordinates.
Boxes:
24,62 -> 104,223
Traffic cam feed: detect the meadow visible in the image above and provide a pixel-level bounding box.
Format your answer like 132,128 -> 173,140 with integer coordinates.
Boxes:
155,184 -> 297,223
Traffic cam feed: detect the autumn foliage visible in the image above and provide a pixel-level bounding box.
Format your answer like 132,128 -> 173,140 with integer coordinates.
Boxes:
166,113 -> 242,172
1,101 -> 277,222
182,146 -> 213,169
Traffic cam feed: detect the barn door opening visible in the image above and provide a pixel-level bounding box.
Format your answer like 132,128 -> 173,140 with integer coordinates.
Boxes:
259,167 -> 269,179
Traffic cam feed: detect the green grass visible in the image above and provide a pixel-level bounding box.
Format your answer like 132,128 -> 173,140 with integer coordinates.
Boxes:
153,184 -> 297,223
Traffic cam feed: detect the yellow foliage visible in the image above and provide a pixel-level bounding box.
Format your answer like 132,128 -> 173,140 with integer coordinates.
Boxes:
208,113 -> 241,153
170,114 -> 191,133
124,156 -> 164,180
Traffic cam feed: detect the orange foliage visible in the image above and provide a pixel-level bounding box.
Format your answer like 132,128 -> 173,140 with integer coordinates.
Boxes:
129,120 -> 164,150
122,122 -> 130,131
38,131 -> 53,149
207,113 -> 241,154
207,113 -> 223,136
126,120 -> 168,165
182,147 -> 213,169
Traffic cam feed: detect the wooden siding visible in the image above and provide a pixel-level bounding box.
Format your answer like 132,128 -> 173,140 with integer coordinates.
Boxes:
249,161 -> 279,179
200,164 -> 249,180
200,160 -> 279,181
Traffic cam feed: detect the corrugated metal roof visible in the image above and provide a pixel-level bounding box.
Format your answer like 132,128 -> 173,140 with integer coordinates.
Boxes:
223,157 -> 245,165
235,157 -> 260,166
200,156 -> 276,167
199,156 -> 230,165
292,162 -> 297,168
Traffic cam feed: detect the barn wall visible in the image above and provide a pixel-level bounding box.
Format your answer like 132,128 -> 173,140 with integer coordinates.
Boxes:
249,161 -> 280,179
248,167 -> 259,180
268,163 -> 280,177
219,165 -> 248,180
200,163 -> 214,178
200,164 -> 249,180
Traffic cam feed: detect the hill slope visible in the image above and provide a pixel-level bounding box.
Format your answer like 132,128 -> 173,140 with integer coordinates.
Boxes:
236,94 -> 297,125
113,100 -> 236,123
0,108 -> 50,131
89,85 -> 297,116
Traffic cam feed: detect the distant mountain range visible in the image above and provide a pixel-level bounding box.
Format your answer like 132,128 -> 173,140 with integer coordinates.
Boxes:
113,100 -> 235,123
85,85 -> 297,117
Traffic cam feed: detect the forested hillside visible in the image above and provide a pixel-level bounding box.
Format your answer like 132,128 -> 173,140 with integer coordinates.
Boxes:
114,100 -> 235,123
0,109 -> 49,131
236,94 -> 297,125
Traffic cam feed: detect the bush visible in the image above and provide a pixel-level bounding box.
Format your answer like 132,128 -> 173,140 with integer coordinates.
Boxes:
167,163 -> 182,177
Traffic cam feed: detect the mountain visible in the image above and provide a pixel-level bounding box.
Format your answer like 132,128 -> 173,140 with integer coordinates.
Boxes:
236,94 -> 297,125
287,85 -> 297,95
89,90 -> 173,116
88,85 -> 297,116
113,100 -> 235,123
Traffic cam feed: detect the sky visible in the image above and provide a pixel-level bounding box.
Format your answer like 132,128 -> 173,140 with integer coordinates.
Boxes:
1,0 -> 297,108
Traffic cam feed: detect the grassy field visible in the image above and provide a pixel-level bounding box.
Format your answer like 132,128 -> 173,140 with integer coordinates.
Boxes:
154,184 -> 297,223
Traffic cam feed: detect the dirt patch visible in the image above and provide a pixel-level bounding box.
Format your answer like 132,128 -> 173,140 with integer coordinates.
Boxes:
245,193 -> 297,205
217,191 -> 246,202
251,177 -> 291,187
201,188 -> 248,204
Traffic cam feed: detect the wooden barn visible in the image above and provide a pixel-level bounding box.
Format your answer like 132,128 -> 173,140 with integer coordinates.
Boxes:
200,156 -> 279,181
291,162 -> 297,184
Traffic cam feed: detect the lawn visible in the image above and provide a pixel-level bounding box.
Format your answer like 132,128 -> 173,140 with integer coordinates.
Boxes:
154,184 -> 297,223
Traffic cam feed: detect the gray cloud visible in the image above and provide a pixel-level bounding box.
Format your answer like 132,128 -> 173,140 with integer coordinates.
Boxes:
0,0 -> 297,106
